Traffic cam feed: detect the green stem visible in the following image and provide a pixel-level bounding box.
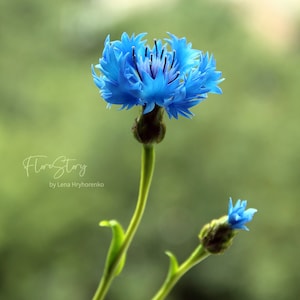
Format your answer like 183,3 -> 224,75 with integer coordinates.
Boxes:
152,245 -> 210,300
93,144 -> 155,300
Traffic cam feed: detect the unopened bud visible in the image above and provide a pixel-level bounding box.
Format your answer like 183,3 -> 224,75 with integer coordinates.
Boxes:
199,216 -> 236,254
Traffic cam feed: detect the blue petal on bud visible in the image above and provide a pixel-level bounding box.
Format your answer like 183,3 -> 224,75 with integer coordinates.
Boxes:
228,198 -> 257,231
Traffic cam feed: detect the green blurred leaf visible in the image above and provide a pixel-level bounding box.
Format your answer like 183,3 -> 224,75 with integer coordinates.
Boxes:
100,220 -> 126,277
165,251 -> 179,281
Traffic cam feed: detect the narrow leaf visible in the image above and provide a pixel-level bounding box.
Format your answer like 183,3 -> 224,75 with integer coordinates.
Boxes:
100,219 -> 126,277
165,251 -> 179,280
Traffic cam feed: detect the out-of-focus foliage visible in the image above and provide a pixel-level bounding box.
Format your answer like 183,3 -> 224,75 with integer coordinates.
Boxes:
1,0 -> 300,299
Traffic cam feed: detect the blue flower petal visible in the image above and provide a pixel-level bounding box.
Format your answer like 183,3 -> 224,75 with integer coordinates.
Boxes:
165,33 -> 200,72
228,198 -> 257,231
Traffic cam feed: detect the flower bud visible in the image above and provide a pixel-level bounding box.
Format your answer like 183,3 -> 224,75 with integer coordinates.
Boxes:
199,216 -> 236,254
132,105 -> 166,144
199,198 -> 257,254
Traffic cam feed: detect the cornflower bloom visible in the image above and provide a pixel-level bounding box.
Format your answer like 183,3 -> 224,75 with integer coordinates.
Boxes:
199,198 -> 257,253
92,32 -> 223,119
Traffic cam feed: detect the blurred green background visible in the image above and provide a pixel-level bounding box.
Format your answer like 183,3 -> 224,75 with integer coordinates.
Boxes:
1,0 -> 300,299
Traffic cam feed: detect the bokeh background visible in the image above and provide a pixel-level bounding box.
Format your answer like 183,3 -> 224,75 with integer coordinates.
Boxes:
1,0 -> 300,299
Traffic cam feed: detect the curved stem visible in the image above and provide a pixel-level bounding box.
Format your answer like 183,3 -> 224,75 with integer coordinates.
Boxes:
93,144 -> 155,300
152,245 -> 210,300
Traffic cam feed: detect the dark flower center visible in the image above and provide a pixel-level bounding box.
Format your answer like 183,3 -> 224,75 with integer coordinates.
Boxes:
132,40 -> 179,84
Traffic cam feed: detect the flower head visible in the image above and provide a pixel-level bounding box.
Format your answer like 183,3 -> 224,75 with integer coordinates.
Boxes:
227,198 -> 257,231
92,32 -> 223,119
199,198 -> 257,253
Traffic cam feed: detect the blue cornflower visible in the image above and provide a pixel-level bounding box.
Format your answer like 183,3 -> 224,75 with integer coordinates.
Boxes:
228,198 -> 257,231
92,32 -> 223,119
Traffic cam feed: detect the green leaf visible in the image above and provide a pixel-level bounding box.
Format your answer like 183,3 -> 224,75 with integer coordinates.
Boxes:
165,251 -> 179,281
100,220 -> 126,277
